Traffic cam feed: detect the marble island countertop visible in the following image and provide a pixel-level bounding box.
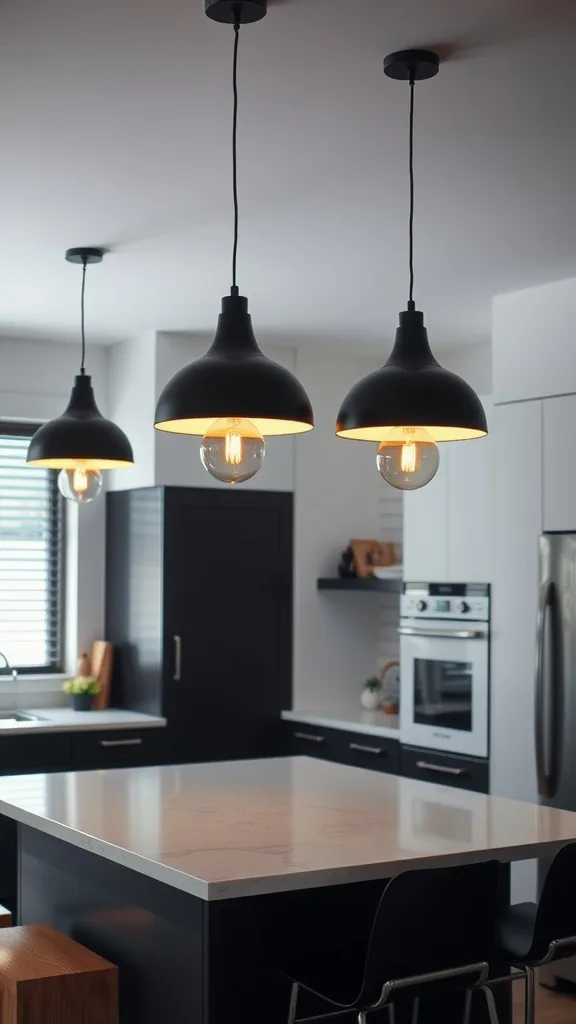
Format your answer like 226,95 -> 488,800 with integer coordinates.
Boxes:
282,706 -> 399,738
1,756 -> 576,901
0,707 -> 166,735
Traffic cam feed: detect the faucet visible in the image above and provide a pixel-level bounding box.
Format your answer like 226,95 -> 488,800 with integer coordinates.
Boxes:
0,651 -> 17,683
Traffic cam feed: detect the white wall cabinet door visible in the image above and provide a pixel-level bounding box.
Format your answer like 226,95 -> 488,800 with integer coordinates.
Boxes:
403,397 -> 493,584
543,394 -> 576,532
402,456 -> 449,582
491,399 -> 542,805
447,399 -> 493,583
493,280 -> 576,404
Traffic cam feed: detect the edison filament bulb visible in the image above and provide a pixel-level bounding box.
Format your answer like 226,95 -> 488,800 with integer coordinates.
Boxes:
58,466 -> 103,504
200,417 -> 265,484
376,426 -> 439,491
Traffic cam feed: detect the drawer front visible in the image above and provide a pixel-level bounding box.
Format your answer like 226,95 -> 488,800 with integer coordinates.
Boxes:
401,745 -> 489,793
284,722 -> 400,774
71,729 -> 164,770
0,734 -> 72,774
330,728 -> 400,775
286,724 -> 335,759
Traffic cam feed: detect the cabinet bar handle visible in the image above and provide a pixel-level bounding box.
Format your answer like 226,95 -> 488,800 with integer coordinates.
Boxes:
349,742 -> 385,756
173,635 -> 182,681
293,731 -> 325,744
416,760 -> 467,777
100,738 -> 143,748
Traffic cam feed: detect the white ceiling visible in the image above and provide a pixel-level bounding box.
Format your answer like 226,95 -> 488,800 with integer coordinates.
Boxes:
1,0 -> 575,351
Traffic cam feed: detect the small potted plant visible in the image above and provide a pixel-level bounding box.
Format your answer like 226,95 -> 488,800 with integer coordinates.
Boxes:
63,677 -> 100,711
360,676 -> 383,711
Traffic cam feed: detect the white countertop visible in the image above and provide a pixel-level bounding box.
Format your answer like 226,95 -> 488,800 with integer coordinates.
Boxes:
0,756 -> 575,901
0,707 -> 166,735
282,706 -> 399,738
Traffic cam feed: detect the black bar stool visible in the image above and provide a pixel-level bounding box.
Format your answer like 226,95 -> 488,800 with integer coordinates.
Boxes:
492,842 -> 576,1024
276,860 -> 501,1024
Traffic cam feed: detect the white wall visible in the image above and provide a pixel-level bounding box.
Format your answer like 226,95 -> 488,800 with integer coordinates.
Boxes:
107,333 -> 156,491
292,349 -> 385,709
0,336 -> 110,681
437,343 -> 492,397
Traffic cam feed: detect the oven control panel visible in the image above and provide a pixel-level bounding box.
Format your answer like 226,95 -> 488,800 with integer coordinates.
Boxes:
401,584 -> 490,621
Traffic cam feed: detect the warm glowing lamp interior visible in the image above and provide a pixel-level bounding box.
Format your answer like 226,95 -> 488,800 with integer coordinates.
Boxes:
337,424 -> 487,442
26,457 -> 133,469
155,416 -> 313,437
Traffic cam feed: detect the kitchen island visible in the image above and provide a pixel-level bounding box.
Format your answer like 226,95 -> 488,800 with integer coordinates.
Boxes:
1,757 -> 576,1023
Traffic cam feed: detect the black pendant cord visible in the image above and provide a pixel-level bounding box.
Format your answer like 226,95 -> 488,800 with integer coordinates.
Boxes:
80,257 -> 88,374
407,77 -> 415,312
231,17 -> 240,296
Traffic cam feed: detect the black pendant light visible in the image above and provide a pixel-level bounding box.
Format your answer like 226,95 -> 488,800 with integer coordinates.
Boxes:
336,50 -> 487,491
154,0 -> 314,485
27,248 -> 134,504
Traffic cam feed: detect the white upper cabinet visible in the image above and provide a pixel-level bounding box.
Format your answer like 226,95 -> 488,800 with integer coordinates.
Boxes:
543,394 -> 576,532
493,278 -> 576,404
491,399 -> 542,804
403,455 -> 449,582
403,398 -> 493,584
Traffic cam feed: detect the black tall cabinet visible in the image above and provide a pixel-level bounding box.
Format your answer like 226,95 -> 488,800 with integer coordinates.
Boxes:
106,487 -> 293,764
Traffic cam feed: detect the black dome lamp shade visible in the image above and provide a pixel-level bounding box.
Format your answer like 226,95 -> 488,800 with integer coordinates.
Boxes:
27,248 -> 133,503
336,51 -> 487,489
154,1 -> 313,484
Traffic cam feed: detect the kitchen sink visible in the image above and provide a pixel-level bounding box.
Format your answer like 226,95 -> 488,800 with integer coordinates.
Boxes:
0,711 -> 46,723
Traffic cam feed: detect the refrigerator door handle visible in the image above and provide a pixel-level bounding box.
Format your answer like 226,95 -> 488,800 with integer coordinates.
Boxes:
535,579 -> 555,798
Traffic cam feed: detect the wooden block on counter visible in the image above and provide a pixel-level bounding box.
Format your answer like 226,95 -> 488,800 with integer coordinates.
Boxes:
0,924 -> 118,1024
91,640 -> 113,710
0,903 -> 11,928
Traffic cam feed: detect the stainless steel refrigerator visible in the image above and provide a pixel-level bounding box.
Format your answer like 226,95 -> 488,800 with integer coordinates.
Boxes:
537,533 -> 576,985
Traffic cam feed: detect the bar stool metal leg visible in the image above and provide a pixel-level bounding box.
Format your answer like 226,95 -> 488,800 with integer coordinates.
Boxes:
480,986 -> 501,1024
410,996 -> 420,1024
462,989 -> 472,1024
525,967 -> 536,1024
357,1013 -> 367,1024
287,981 -> 299,1024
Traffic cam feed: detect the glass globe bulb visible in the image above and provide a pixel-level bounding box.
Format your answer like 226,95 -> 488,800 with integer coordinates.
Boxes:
58,467 -> 103,504
376,427 -> 440,491
200,417 -> 265,484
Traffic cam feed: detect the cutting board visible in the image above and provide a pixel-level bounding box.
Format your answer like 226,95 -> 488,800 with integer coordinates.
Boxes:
90,641 -> 113,710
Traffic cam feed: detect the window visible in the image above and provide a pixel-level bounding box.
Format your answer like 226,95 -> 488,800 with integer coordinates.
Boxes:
0,424 -> 64,673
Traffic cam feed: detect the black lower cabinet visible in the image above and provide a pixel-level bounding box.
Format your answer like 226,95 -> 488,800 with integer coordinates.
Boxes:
71,729 -> 165,770
0,733 -> 71,774
284,723 -> 400,775
400,745 -> 489,794
0,733 -> 71,918
0,726 -> 167,920
284,723 -> 489,793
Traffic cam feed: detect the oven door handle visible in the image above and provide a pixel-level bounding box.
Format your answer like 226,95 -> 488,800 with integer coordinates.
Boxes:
398,626 -> 488,640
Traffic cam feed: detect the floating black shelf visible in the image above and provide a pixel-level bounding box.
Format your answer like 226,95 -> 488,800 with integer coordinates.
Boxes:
317,577 -> 403,594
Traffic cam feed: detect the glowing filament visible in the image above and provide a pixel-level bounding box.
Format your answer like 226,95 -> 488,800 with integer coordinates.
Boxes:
225,430 -> 243,465
400,442 -> 418,473
73,466 -> 89,493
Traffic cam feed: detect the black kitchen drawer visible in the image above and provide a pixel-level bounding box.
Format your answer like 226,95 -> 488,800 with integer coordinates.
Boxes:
0,734 -> 72,774
286,723 -> 337,759
401,745 -> 489,793
330,728 -> 400,775
71,729 -> 165,770
284,722 -> 399,775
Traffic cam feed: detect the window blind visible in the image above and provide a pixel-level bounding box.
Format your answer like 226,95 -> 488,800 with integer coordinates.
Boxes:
0,425 -> 64,673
